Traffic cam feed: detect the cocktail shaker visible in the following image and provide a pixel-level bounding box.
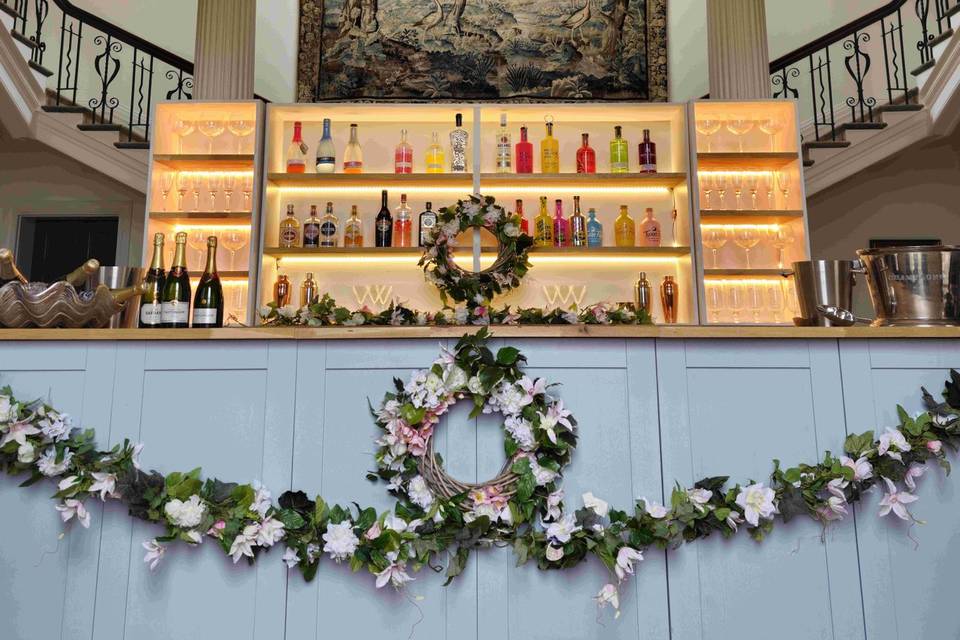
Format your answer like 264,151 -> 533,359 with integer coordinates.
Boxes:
634,272 -> 652,315
660,275 -> 678,323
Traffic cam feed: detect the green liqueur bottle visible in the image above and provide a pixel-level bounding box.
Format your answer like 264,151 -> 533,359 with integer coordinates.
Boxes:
192,235 -> 223,328
138,232 -> 165,328
160,231 -> 191,328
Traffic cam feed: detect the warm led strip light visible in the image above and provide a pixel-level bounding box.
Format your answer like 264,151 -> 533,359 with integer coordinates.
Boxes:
174,224 -> 251,232
274,254 -> 682,266
482,186 -> 673,195
700,223 -> 781,231
705,278 -> 793,285
172,170 -> 254,177
696,170 -> 776,177
277,186 -> 469,195
276,186 -> 674,196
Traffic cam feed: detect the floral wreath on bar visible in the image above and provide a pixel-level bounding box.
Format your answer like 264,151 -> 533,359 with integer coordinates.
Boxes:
418,194 -> 533,306
1,330 -> 959,616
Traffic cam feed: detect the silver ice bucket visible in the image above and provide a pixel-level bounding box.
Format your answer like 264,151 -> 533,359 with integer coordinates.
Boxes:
86,266 -> 143,328
856,245 -> 960,327
792,260 -> 858,326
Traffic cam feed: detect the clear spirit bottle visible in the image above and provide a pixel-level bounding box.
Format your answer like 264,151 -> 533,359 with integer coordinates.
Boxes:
496,113 -> 511,173
426,131 -> 445,173
343,123 -> 363,173
394,128 -> 413,174
316,118 -> 335,173
449,113 -> 469,173
320,201 -> 339,247
393,193 -> 412,247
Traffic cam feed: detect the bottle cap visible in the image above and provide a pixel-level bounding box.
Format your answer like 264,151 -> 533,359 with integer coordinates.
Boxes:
640,272 -> 647,279
306,272 -> 314,279
426,201 -> 432,208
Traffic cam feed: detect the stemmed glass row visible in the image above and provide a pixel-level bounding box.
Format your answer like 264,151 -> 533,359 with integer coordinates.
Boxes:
695,118 -> 786,152
705,280 -> 798,324
702,226 -> 795,269
184,227 -> 249,271
156,171 -> 254,212
699,171 -> 792,210
172,114 -> 255,154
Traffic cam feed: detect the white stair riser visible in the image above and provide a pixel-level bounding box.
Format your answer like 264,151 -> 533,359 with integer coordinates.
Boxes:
806,146 -> 847,164
915,67 -> 933,91
879,109 -> 920,126
80,129 -> 122,146
840,128 -> 886,145
42,110 -> 84,127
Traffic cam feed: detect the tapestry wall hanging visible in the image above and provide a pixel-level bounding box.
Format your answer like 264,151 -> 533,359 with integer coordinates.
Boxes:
296,0 -> 668,102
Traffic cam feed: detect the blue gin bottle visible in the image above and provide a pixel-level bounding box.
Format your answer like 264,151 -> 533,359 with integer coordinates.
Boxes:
586,208 -> 603,247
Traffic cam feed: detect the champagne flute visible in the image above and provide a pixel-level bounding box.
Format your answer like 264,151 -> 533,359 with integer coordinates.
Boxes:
187,228 -> 208,271
198,114 -> 225,154
241,174 -> 254,210
746,174 -> 760,210
159,171 -> 176,211
702,228 -> 727,268
172,119 -> 195,154
715,173 -> 727,209
725,118 -> 755,152
726,284 -> 744,324
731,173 -> 744,210
707,282 -> 723,324
220,230 -> 248,271
226,116 -> 255,154
190,173 -> 203,211
768,226 -> 795,269
176,172 -> 191,211
222,173 -> 237,212
775,170 -> 792,208
758,118 -> 785,151
700,173 -> 714,209
747,284 -> 764,323
767,282 -> 784,323
733,227 -> 760,268
696,119 -> 722,152
205,173 -> 222,211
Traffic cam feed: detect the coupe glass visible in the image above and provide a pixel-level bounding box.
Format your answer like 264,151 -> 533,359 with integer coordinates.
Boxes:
220,230 -> 248,271
767,282 -> 785,323
205,173 -> 222,211
241,174 -> 254,210
707,282 -> 723,324
746,174 -> 760,210
187,228 -> 208,271
702,228 -> 727,268
198,115 -> 225,153
172,119 -> 195,153
726,284 -> 744,324
176,172 -> 191,211
758,118 -> 785,151
226,116 -> 255,154
726,119 -> 755,152
159,171 -> 176,211
696,119 -> 723,152
731,173 -> 744,210
775,170 -> 792,208
768,226 -> 795,268
746,284 -> 764,323
733,228 -> 760,268
222,173 -> 237,211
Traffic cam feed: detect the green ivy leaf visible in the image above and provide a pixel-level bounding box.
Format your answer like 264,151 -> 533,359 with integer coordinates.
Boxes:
496,347 -> 520,365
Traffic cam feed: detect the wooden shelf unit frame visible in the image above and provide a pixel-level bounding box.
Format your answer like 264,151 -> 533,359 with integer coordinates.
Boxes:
258,102 -> 702,324
142,100 -> 266,325
687,99 -> 812,326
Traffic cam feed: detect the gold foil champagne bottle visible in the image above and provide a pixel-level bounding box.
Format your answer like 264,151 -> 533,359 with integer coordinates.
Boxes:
0,248 -> 28,285
61,259 -> 100,286
139,233 -> 166,328
160,232 -> 191,328
192,236 -> 223,328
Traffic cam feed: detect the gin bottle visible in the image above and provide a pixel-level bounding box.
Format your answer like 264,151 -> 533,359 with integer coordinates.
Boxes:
394,128 -> 413,174
418,201 -> 437,247
320,201 -> 339,247
610,125 -> 629,173
534,196 -> 553,247
426,132 -> 445,174
515,126 -> 533,173
496,113 -> 511,173
540,118 -> 559,174
586,208 -> 603,247
315,118 -> 335,173
449,113 -> 469,173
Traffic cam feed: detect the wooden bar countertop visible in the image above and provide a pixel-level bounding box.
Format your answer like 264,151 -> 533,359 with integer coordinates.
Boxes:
0,325 -> 958,340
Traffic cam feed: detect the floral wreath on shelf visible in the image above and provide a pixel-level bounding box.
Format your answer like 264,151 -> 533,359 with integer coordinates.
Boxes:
417,194 -> 533,306
2,331 -> 959,617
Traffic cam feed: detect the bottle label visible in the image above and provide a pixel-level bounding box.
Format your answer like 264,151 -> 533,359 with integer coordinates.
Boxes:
588,226 -> 603,247
280,227 -> 298,246
642,226 -> 662,245
192,308 -> 218,326
344,161 -> 362,171
320,221 -> 338,247
497,140 -> 511,171
344,231 -> 361,247
316,157 -> 335,173
139,303 -> 163,326
161,301 -> 189,325
376,219 -> 391,232
303,223 -> 320,246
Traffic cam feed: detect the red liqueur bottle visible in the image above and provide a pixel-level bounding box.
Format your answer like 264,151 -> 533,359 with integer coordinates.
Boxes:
638,128 -> 657,174
515,125 -> 534,173
576,133 -> 596,174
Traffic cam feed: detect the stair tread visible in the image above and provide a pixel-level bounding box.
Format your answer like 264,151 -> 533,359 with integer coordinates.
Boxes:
28,60 -> 53,77
77,123 -> 123,132
838,122 -> 888,131
878,103 -> 924,113
948,4 -> 960,17
911,59 -> 935,76
114,142 -> 150,150
0,4 -> 18,18
929,28 -> 955,48
42,105 -> 87,114
803,159 -> 815,168
803,140 -> 851,149
10,30 -> 37,49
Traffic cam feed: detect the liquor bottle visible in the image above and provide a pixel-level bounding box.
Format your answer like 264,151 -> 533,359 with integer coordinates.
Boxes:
61,259 -> 100,287
320,201 -> 339,247
660,275 -> 678,323
316,118 -> 336,173
515,126 -> 533,173
343,205 -> 363,247
639,207 -> 661,247
160,232 -> 190,328
449,113 -> 469,173
639,128 -> 657,174
279,204 -> 301,248
139,233 -> 165,328
576,133 -> 596,174
425,131 -> 445,173
343,123 -> 363,173
496,113 -> 511,173
286,121 -> 308,173
394,128 -> 413,174
418,201 -> 437,247
515,199 -> 529,235
610,125 -> 629,173
634,272 -> 652,315
586,208 -> 603,247
192,236 -> 223,328
540,118 -> 559,173
552,199 -> 568,247
375,190 -> 393,247
393,193 -> 412,247
274,274 -> 291,306
300,272 -> 318,307
533,196 -> 553,247
303,204 -> 321,248
0,248 -> 27,285
614,205 -> 635,247
569,195 -> 587,247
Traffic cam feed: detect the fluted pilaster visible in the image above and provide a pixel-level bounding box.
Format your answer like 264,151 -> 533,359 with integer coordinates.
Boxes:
193,0 -> 256,100
706,0 -> 770,99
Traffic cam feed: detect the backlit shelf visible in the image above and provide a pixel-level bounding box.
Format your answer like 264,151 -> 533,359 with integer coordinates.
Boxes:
186,271 -> 249,279
153,154 -> 255,170
704,269 -> 793,278
267,173 -> 472,188
699,210 -> 805,225
697,153 -> 798,171
149,211 -> 252,221
264,246 -> 690,259
480,172 -> 687,189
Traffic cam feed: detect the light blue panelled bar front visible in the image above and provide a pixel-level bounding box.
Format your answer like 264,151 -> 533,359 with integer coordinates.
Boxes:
1,335 -> 959,640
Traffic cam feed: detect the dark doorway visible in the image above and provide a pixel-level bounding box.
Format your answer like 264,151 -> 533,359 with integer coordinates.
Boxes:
17,216 -> 118,282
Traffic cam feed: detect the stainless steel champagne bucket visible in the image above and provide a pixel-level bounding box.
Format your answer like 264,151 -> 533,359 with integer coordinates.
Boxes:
86,266 -> 143,328
792,260 -> 857,327
856,246 -> 960,326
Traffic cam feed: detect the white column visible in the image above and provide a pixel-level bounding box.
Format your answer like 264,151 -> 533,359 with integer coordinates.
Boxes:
706,0 -> 770,99
193,0 -> 256,100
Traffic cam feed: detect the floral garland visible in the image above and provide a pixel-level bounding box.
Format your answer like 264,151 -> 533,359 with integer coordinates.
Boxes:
259,294 -> 650,328
2,331 -> 959,617
417,194 -> 532,305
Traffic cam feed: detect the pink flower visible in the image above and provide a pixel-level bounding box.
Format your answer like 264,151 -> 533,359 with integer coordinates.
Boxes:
207,520 -> 226,538
878,477 -> 918,521
927,440 -> 942,454
904,463 -> 926,491
364,521 -> 382,540
473,306 -> 488,317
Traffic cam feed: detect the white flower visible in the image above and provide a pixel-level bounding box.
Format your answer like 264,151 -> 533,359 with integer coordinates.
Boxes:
142,539 -> 165,570
545,544 -> 564,562
640,497 -> 669,519
0,420 -> 40,447
322,521 -> 359,562
467,376 -> 484,394
582,492 -> 609,518
256,516 -> 285,548
615,547 -> 643,581
251,480 -> 272,518
282,547 -> 300,569
164,494 -> 206,528
545,513 -> 581,544
38,415 -> 71,442
725,510 -> 743,531
343,312 -> 366,326
89,472 -> 118,501
185,530 -> 203,545
365,521 -> 382,540
504,415 -> 536,451
131,442 -> 144,470
503,222 -> 519,238
878,428 -> 911,462
258,305 -> 273,318
454,307 -> 469,324
544,489 -> 564,521
528,458 -> 558,486
36,447 -> 73,477
278,304 -> 299,319
904,463 -> 926,491
562,311 -> 579,324
595,583 -> 620,617
840,455 -> 873,482
58,475 -> 79,492
0,395 -> 16,422
407,475 -> 434,509
517,377 -> 547,403
735,483 -> 777,527
375,551 -> 414,589
878,477 -> 918,521
493,383 -> 527,416
443,365 -> 468,391
385,513 -> 421,533
56,499 -> 91,528
687,488 -> 713,512
17,442 -> 35,464
229,525 -> 259,563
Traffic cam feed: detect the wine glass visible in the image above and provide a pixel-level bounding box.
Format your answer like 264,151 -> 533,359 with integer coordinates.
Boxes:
733,227 -> 760,268
197,114 -> 225,153
731,173 -> 744,210
176,172 -> 191,211
783,279 -> 800,317
714,173 -> 728,209
205,173 -> 222,211
767,282 -> 784,323
696,119 -> 723,152
706,282 -> 723,324
726,284 -> 744,324
758,118 -> 785,151
746,284 -> 764,323
726,118 -> 755,152
775,170 -> 792,208
702,228 -> 727,268
187,228 -> 208,270
700,173 -> 714,209
172,119 -> 195,153
746,174 -> 760,210
768,226 -> 795,268
220,230 -> 248,271
158,171 -> 176,211
226,116 -> 255,154
241,174 -> 254,210
189,173 -> 203,211
222,173 -> 237,212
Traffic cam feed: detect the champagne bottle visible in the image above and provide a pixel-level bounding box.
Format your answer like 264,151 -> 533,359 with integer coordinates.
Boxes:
111,283 -> 148,306
192,236 -> 223,328
139,233 -> 166,328
160,232 -> 191,328
61,259 -> 100,287
0,248 -> 28,285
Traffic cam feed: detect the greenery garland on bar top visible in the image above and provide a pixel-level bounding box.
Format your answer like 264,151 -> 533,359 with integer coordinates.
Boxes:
1,330 -> 959,616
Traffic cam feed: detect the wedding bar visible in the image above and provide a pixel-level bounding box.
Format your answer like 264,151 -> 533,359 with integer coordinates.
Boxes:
2,1 -> 960,639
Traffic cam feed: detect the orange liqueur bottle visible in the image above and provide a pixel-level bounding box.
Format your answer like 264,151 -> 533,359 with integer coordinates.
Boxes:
343,205 -> 363,247
614,205 -> 635,247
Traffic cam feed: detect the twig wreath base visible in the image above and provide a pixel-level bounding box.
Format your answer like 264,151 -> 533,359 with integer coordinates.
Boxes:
1,330 -> 959,616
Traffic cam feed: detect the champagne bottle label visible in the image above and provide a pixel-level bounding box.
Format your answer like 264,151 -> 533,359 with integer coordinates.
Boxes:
140,303 -> 163,326
161,301 -> 189,325
192,308 -> 218,325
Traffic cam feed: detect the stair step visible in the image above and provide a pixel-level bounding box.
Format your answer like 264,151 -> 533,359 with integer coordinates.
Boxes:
803,159 -> 815,168
930,28 -> 955,48
911,59 -> 935,77
838,122 -> 887,131
0,3 -> 18,19
28,60 -> 53,77
42,104 -> 87,114
77,123 -> 123,132
10,30 -> 37,50
877,103 -> 924,113
114,141 -> 150,150
803,140 -> 852,149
